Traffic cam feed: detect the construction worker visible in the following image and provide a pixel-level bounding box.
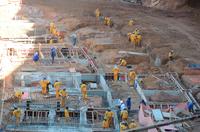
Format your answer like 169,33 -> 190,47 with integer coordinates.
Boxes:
187,101 -> 194,113
121,108 -> 128,121
64,106 -> 70,121
33,51 -> 39,63
120,121 -> 128,132
104,109 -> 114,127
13,107 -> 21,126
104,17 -> 113,27
168,50 -> 174,61
133,29 -> 140,35
95,8 -> 101,19
40,77 -> 50,95
50,47 -> 56,64
128,71 -> 136,86
15,91 -> 24,103
128,119 -> 137,129
70,33 -> 78,46
119,59 -> 127,67
59,89 -> 68,107
54,80 -> 62,99
49,22 -> 56,34
128,19 -> 134,26
126,96 -> 132,111
102,118 -> 109,129
112,65 -> 119,81
81,83 -> 88,101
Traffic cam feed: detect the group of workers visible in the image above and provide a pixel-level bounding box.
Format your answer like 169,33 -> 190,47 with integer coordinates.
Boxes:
112,59 -> 137,86
95,8 -> 113,27
127,29 -> 142,48
33,47 -> 56,64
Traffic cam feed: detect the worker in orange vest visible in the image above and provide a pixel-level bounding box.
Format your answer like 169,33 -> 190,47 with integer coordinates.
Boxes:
121,108 -> 128,121
112,65 -> 120,81
102,118 -> 109,128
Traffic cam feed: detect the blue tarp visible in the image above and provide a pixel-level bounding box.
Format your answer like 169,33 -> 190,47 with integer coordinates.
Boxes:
188,64 -> 200,69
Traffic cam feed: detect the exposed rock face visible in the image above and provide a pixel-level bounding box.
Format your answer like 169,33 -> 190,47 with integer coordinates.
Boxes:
142,0 -> 189,10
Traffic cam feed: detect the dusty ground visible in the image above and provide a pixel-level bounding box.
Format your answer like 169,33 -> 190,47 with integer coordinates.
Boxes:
23,0 -> 200,74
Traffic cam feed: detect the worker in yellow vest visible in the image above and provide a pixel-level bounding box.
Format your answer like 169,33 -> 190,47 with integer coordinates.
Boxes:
128,119 -> 137,129
128,71 -> 136,86
54,80 -> 62,99
120,121 -> 128,132
104,17 -> 113,27
95,8 -> 101,19
168,50 -> 174,61
81,83 -> 88,101
104,109 -> 114,127
121,108 -> 128,121
59,89 -> 68,107
128,19 -> 134,26
64,106 -> 70,122
50,22 -> 55,34
15,91 -> 24,103
13,107 -> 21,126
119,59 -> 127,67
40,78 -> 50,95
112,65 -> 120,81
102,118 -> 109,129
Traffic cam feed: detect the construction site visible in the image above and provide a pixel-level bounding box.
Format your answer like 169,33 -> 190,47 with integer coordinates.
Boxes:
0,0 -> 200,131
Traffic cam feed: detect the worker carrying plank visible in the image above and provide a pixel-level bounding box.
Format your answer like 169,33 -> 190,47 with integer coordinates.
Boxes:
81,83 -> 88,101
104,109 -> 114,127
112,65 -> 120,81
13,107 -> 22,126
119,58 -> 127,67
59,89 -> 68,107
15,91 -> 24,103
40,77 -> 50,95
54,80 -> 62,99
121,108 -> 128,121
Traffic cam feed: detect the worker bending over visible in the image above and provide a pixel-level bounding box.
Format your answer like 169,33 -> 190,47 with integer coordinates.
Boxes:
168,50 -> 174,61
15,91 -> 24,103
128,71 -> 136,86
104,17 -> 113,27
13,107 -> 22,126
120,121 -> 128,132
95,8 -> 101,19
40,78 -> 50,95
81,83 -> 88,101
64,106 -> 70,121
104,109 -> 114,127
128,119 -> 137,129
33,51 -> 39,63
112,65 -> 120,81
119,59 -> 127,67
102,118 -> 109,129
59,89 -> 68,107
54,80 -> 62,99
